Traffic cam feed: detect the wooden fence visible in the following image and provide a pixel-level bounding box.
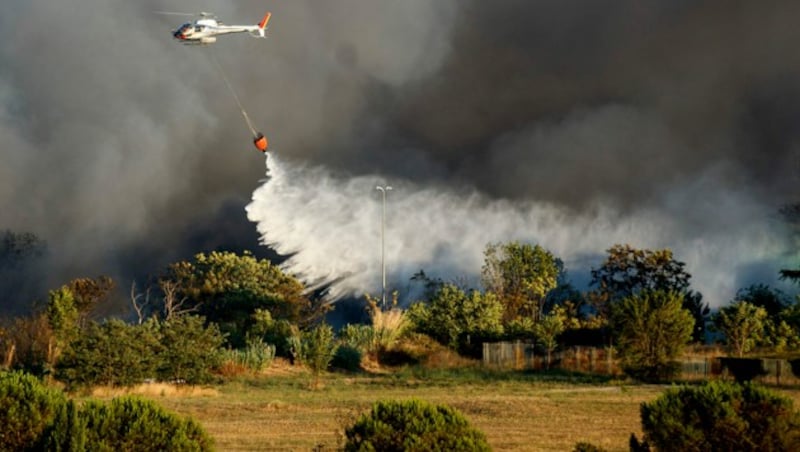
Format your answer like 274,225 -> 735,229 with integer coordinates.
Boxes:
482,341 -> 800,385
482,341 -> 620,375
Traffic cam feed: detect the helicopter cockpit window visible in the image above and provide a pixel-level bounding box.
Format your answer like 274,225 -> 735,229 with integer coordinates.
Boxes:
195,26 -> 202,32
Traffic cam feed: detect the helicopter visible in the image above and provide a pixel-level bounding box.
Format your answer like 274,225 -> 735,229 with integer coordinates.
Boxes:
167,11 -> 271,45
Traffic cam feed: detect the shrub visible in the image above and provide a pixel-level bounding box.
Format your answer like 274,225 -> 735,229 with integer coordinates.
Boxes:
5,314 -> 55,376
157,315 -> 225,384
0,372 -> 212,452
299,324 -> 338,384
339,324 -> 374,352
82,396 -> 213,451
40,399 -> 86,452
344,399 -> 490,451
0,371 -> 66,451
249,309 -> 300,358
365,294 -> 410,354
331,345 -> 362,372
632,381 -> 800,451
408,284 -> 504,352
55,319 -> 163,389
221,337 -> 276,373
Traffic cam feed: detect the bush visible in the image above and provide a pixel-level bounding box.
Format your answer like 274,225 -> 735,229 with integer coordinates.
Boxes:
299,323 -> 338,378
331,345 -> 362,372
82,396 -> 213,451
339,324 -> 374,352
633,381 -> 800,451
54,319 -> 162,389
222,337 -> 276,373
0,371 -> 66,451
344,399 -> 490,451
408,284 -> 504,352
40,399 -> 86,452
249,309 -> 300,358
0,372 -> 212,452
157,315 -> 225,384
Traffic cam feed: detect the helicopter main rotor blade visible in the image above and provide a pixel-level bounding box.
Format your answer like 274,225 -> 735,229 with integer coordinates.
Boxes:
154,11 -> 196,16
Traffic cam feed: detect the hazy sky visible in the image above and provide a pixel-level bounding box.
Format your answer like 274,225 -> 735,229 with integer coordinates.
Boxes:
1,0 -> 798,310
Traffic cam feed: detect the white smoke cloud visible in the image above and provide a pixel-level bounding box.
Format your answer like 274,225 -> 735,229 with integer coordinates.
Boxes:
247,154 -> 791,307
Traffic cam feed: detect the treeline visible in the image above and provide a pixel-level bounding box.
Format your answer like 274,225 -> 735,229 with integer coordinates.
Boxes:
2,226 -> 800,385
3,226 -> 800,450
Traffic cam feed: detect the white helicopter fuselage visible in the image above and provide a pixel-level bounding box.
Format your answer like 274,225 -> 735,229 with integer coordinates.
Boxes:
172,13 -> 270,44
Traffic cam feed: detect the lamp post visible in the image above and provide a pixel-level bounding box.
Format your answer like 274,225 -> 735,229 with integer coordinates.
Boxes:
375,185 -> 392,310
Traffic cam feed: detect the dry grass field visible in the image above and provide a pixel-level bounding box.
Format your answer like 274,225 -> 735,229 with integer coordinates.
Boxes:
83,360 -> 800,451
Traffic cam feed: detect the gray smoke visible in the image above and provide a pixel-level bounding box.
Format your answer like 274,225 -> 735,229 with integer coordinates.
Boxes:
1,0 -> 798,311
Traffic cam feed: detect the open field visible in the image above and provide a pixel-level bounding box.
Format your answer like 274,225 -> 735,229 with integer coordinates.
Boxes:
83,362 -> 800,452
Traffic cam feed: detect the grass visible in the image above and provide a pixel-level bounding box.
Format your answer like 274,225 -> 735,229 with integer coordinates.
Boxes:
81,362 -> 653,451
79,361 -> 800,451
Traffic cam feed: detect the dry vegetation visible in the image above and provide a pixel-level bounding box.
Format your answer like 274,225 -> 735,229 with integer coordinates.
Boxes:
74,354 -> 800,452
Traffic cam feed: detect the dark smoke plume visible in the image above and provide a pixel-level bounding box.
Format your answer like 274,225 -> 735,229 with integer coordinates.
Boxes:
1,0 -> 798,311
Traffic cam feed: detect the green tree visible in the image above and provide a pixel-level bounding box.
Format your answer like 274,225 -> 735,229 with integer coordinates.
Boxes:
590,244 -> 692,318
632,381 -> 800,451
482,241 -> 559,322
611,290 -> 693,382
714,301 -> 769,357
682,290 -> 710,343
344,399 -> 490,451
45,287 -> 79,366
736,284 -> 790,321
534,309 -> 565,369
408,283 -> 504,352
165,251 -> 313,346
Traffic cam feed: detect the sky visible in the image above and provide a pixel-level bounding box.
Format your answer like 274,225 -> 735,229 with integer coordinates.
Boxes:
1,0 -> 799,312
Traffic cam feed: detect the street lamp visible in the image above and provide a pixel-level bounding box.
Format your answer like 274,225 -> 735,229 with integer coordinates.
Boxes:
375,185 -> 392,310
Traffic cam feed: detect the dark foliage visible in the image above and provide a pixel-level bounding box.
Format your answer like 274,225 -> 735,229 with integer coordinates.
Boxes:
682,291 -> 709,343
54,319 -> 162,389
331,345 -> 362,372
344,399 -> 490,451
81,397 -> 213,451
736,284 -> 790,321
719,357 -> 768,383
157,315 -> 224,385
0,371 -> 65,451
40,400 -> 86,452
590,244 -> 691,317
634,381 -> 800,452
